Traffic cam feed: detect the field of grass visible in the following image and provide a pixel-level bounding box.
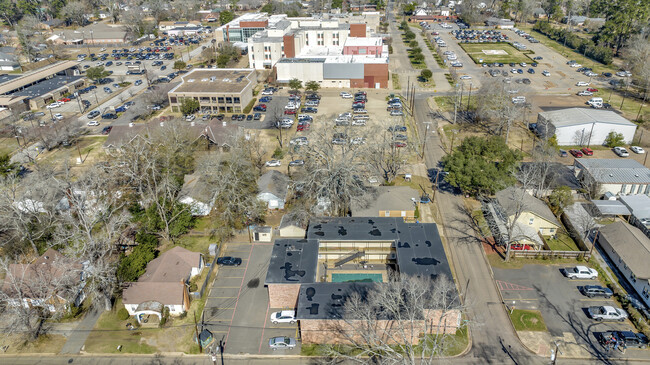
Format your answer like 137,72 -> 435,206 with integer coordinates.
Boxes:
510,309 -> 547,331
545,232 -> 580,251
0,334 -> 67,354
459,43 -> 533,64
0,138 -> 19,156
392,73 -> 401,90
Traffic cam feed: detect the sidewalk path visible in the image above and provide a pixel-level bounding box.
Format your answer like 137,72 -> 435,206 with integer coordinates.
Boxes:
60,308 -> 102,354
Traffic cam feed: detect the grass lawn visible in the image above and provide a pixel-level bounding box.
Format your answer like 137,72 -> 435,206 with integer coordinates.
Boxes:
487,254 -> 582,270
177,235 -> 214,256
472,209 -> 491,237
0,334 -> 67,354
510,309 -> 547,331
392,73 -> 401,90
459,42 -> 533,64
545,232 -> 580,251
0,137 -> 19,156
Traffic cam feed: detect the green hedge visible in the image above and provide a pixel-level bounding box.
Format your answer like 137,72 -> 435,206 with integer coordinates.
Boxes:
533,22 -> 613,65
243,98 -> 256,114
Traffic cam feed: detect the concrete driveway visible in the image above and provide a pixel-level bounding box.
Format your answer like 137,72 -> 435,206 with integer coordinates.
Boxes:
203,243 -> 299,355
493,264 -> 646,360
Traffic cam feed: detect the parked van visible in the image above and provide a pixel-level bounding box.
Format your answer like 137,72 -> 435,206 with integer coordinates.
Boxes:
587,97 -> 603,106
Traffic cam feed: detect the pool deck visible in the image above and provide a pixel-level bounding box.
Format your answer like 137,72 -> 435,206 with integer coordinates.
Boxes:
328,270 -> 387,282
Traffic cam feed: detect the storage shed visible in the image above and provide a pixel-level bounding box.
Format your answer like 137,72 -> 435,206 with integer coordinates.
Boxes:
536,108 -> 637,146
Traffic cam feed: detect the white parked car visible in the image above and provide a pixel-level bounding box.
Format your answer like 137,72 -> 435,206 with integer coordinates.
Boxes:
542,70 -> 551,77
87,120 -> 100,126
588,306 -> 628,321
261,89 -> 274,95
268,336 -> 296,350
562,265 -> 598,279
576,81 -> 590,86
459,75 -> 472,80
630,146 -> 645,154
570,63 -> 582,68
613,147 -> 630,157
270,310 -> 296,324
46,102 -> 62,109
53,113 -> 64,120
511,96 -> 526,104
265,160 -> 281,167
577,91 -> 593,96
340,92 -> 352,99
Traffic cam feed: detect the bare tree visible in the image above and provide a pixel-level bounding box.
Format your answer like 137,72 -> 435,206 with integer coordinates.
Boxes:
15,15 -> 42,62
144,85 -> 169,106
475,78 -> 525,143
365,125 -> 408,183
60,1 -> 88,26
624,32 -> 650,119
98,0 -> 121,23
528,140 -> 557,198
146,0 -> 168,23
321,274 -> 467,365
120,7 -> 147,39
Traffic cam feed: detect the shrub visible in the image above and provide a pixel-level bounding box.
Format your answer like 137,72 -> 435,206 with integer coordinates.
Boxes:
117,308 -> 130,320
189,282 -> 198,292
243,98 -> 256,114
272,146 -> 284,159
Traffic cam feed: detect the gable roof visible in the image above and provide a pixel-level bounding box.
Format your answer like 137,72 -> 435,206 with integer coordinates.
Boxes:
122,281 -> 185,306
351,186 -> 417,216
495,187 -> 559,226
257,170 -> 289,199
599,222 -> 650,279
180,174 -> 216,204
139,246 -> 201,283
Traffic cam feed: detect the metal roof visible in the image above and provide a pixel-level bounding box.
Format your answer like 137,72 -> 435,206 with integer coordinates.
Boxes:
619,195 -> 650,219
265,239 -> 318,284
0,61 -> 79,95
590,200 -> 631,216
575,159 -> 650,184
599,222 -> 650,279
540,108 -> 634,128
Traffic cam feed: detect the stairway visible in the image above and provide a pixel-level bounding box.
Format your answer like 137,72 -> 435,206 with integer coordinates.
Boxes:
334,250 -> 365,267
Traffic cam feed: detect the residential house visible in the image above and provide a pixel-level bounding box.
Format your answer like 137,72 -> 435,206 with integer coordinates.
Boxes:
0,47 -> 20,71
1,249 -> 85,312
597,221 -> 650,308
485,187 -> 561,250
574,159 -> 650,197
257,170 -> 290,209
122,246 -> 203,322
486,17 -> 515,29
179,174 -> 216,216
351,186 -> 419,221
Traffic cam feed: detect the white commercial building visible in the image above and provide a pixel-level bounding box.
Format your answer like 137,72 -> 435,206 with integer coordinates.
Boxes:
574,159 -> 650,197
536,108 -> 637,146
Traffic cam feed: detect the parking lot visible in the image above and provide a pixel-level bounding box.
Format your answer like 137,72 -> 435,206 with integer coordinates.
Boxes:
493,264 -> 644,359
203,243 -> 299,355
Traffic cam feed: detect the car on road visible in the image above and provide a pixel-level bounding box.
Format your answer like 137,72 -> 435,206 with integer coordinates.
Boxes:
613,146 -> 630,157
289,159 -> 305,166
576,81 -> 590,86
460,75 -> 472,80
216,256 -> 242,266
563,265 -> 597,279
340,92 -> 353,99
597,331 -> 648,349
53,113 -> 63,120
580,147 -> 593,156
265,160 -> 281,167
269,336 -> 296,350
87,120 -> 100,126
578,91 -> 593,96
588,305 -> 628,321
270,311 -> 296,324
630,146 -> 645,154
579,285 -> 613,298
87,110 -> 100,118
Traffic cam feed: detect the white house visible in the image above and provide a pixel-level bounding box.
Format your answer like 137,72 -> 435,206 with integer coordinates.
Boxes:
279,214 -> 307,237
574,159 -> 650,197
122,246 -> 203,322
179,174 -> 216,216
598,221 -> 650,308
257,170 -> 289,209
536,108 -> 637,146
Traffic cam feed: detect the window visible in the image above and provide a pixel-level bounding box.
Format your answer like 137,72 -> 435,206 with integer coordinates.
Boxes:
646,185 -> 650,194
549,228 -> 556,233
217,97 -> 225,103
233,97 -> 240,104
384,211 -> 390,217
529,218 -> 534,225
631,273 -> 637,282
170,97 -> 177,103
333,32 -> 339,38
401,211 -> 406,217
621,184 -> 627,193
226,97 -> 233,104
318,40 -> 324,46
630,185 -> 636,194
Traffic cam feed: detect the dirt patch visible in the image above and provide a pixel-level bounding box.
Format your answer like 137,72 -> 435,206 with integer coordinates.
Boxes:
557,71 -> 566,78
543,81 -> 557,88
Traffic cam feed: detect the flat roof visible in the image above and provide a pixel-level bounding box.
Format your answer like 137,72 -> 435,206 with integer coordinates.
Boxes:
590,200 -> 631,216
0,74 -> 19,84
343,37 -> 383,47
618,195 -> 650,218
12,75 -> 83,98
168,68 -> 254,94
540,108 -> 635,128
575,159 -> 650,184
265,239 -> 319,284
296,282 -> 374,320
0,61 -> 79,95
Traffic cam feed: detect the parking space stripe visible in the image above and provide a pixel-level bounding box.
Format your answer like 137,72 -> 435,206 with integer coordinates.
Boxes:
225,244 -> 254,345
259,301 -> 270,353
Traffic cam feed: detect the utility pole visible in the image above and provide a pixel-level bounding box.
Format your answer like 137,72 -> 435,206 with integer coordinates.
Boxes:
467,83 -> 472,111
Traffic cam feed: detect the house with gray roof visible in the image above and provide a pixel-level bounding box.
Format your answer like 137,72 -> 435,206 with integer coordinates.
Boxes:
536,108 -> 637,146
0,47 -> 20,71
598,221 -> 650,307
574,159 -> 650,197
257,170 -> 290,209
179,174 -> 216,216
351,186 -> 418,221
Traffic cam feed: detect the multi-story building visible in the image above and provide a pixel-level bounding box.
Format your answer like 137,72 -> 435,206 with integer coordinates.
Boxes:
167,68 -> 255,114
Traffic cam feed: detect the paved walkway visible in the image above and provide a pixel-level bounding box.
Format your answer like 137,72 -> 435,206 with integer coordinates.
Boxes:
411,26 -> 451,91
60,308 -> 103,354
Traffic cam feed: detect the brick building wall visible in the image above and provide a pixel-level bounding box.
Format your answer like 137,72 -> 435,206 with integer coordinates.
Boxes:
268,283 -> 301,308
349,24 -> 366,37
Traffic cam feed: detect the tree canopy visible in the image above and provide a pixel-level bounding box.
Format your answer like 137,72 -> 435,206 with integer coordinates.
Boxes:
85,66 -> 110,82
442,136 -> 522,196
180,98 -> 200,115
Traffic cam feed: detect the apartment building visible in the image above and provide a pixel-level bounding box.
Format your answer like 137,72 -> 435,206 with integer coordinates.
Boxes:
167,68 -> 255,114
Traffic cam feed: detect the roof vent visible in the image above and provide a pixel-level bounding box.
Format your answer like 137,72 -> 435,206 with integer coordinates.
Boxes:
201,78 -> 209,82
129,122 -> 134,127
635,174 -> 640,177
187,79 -> 195,82
609,174 -> 613,177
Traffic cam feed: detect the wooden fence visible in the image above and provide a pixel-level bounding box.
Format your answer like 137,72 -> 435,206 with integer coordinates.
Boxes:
511,250 -> 591,259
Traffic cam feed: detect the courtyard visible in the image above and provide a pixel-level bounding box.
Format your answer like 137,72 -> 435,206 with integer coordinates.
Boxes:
459,42 -> 535,64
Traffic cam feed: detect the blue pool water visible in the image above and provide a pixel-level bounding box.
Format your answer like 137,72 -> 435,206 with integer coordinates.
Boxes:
331,273 -> 383,283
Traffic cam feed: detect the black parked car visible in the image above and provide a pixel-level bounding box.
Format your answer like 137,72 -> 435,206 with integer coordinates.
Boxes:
597,331 -> 648,349
217,256 -> 242,266
102,113 -> 118,119
580,285 -> 613,298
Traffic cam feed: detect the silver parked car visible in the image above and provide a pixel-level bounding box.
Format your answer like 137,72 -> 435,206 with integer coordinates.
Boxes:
269,336 -> 296,350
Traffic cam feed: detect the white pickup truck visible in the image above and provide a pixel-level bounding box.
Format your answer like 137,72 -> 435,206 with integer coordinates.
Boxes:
562,265 -> 598,279
588,306 -> 628,321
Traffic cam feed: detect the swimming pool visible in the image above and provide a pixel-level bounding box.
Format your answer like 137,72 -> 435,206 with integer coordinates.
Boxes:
331,273 -> 383,283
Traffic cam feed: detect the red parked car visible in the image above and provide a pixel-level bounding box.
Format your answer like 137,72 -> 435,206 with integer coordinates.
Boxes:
392,142 -> 407,148
284,109 -> 296,115
587,88 -> 598,92
297,123 -> 310,131
581,147 -> 594,156
569,149 -> 583,157
58,98 -> 71,102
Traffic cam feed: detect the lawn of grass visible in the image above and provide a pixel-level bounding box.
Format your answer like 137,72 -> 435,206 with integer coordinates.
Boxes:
487,253 -> 582,270
472,209 -> 491,237
545,232 -> 580,251
177,235 -> 214,256
392,73 -> 401,90
0,334 -> 67,354
510,309 -> 547,331
0,137 -> 20,156
459,42 -> 533,64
